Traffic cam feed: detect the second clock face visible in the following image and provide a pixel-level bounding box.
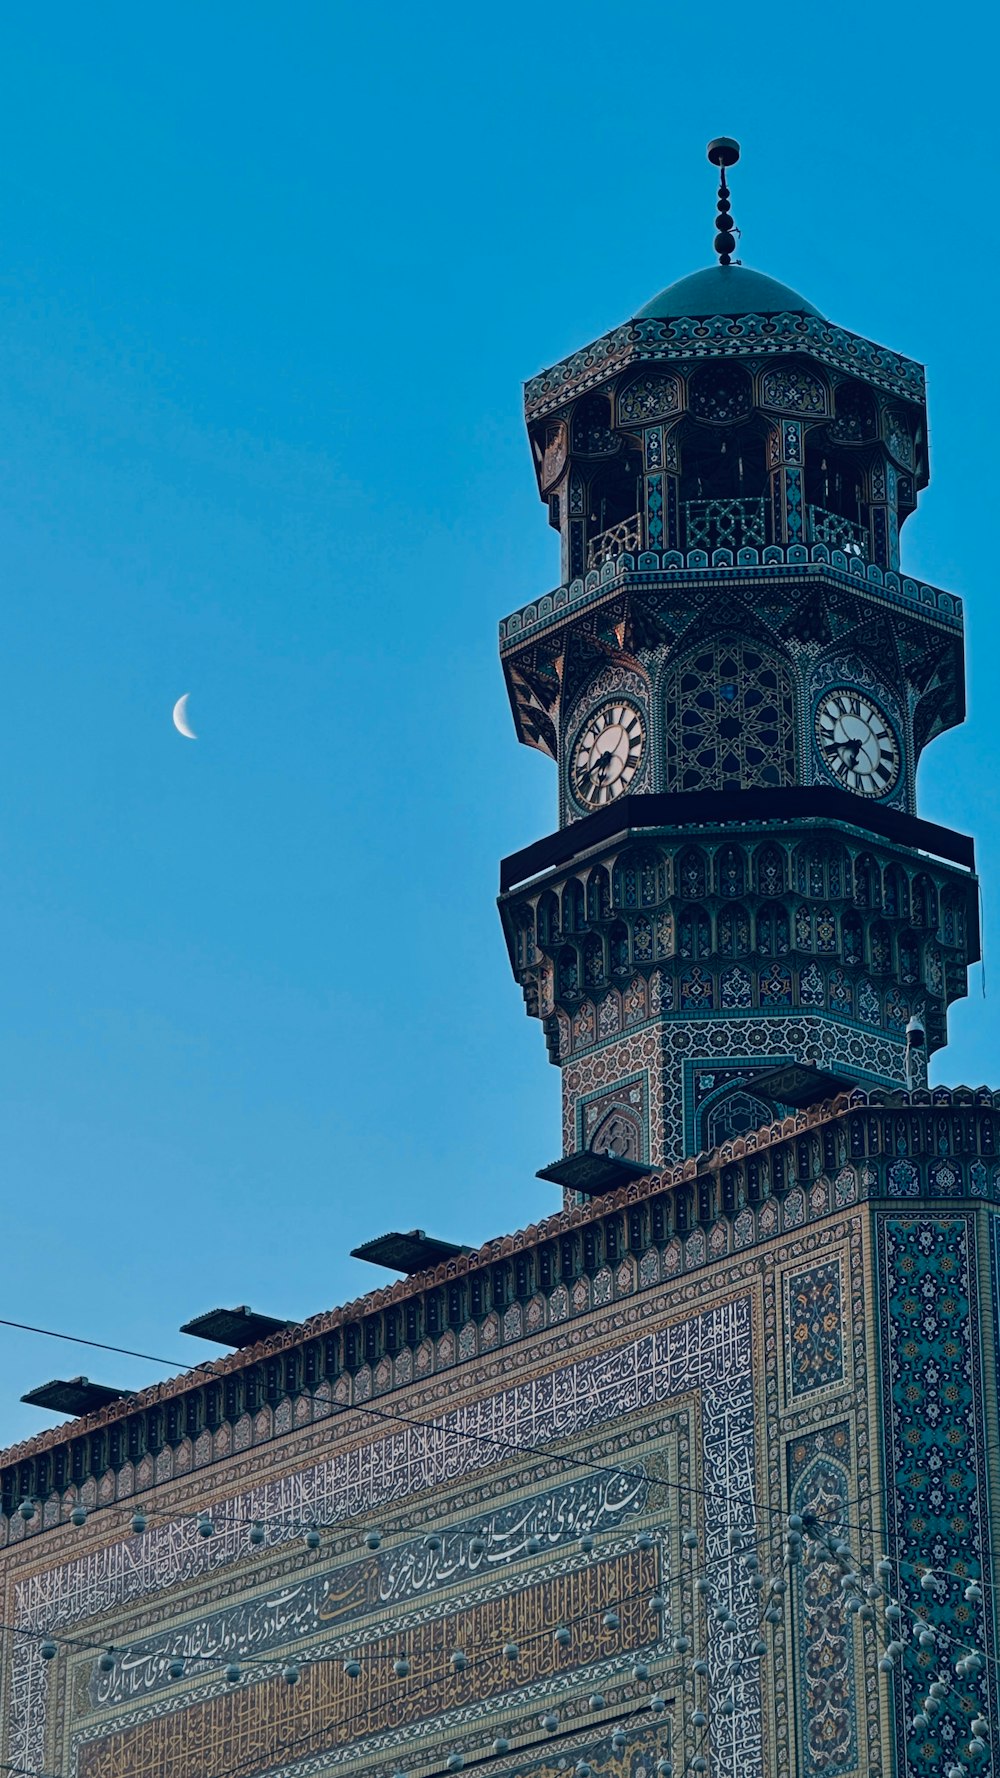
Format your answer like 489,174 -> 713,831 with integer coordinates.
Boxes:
571,701 -> 645,807
815,688 -> 901,797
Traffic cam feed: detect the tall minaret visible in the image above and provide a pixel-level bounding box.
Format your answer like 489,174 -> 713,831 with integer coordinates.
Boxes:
498,141 -> 976,1192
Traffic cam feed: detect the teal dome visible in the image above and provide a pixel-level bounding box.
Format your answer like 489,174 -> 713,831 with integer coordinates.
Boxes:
634,264 -> 822,322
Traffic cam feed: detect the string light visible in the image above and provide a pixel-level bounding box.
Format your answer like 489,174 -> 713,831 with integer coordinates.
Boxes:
0,1550 -> 761,1756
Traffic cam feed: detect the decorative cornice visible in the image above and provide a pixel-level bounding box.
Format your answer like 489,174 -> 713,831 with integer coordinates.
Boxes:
497,789 -> 976,894
523,311 -> 925,421
3,1085 -> 999,1483
498,546 -> 963,651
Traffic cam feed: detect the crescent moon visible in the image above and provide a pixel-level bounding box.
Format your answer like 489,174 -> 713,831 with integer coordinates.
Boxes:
172,693 -> 197,740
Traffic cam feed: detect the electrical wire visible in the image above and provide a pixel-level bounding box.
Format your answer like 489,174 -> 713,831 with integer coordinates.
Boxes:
1,1312 -> 994,1603
0,1317 -> 219,1378
0,1311 -> 917,1558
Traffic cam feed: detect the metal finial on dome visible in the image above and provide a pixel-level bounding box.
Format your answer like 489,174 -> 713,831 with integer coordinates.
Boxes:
707,137 -> 741,265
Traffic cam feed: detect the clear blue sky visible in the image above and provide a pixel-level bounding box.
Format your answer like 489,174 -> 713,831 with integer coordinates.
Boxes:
0,3 -> 996,1446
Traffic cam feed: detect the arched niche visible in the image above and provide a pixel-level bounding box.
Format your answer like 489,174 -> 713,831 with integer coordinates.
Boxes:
674,412 -> 769,552
702,1087 -> 773,1151
590,1103 -> 644,1163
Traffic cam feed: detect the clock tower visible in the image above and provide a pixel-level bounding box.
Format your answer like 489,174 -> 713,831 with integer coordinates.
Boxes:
499,140 -> 977,1188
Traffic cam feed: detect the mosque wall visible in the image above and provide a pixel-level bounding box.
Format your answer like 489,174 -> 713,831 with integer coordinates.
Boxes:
1,1194 -> 879,1778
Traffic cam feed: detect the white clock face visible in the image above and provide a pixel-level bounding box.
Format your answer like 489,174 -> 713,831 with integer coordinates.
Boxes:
571,701 -> 645,808
815,688 -> 901,797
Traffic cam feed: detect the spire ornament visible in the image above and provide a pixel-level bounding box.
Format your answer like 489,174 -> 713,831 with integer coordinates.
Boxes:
707,136 -> 740,265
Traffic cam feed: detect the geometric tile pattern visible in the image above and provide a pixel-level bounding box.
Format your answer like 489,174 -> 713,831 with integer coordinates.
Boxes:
561,1013 -> 907,1168
876,1214 -> 996,1778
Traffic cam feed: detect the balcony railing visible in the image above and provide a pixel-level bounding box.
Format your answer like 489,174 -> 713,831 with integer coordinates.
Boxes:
684,497 -> 766,553
587,513 -> 642,570
807,504 -> 868,557
581,499 -> 869,571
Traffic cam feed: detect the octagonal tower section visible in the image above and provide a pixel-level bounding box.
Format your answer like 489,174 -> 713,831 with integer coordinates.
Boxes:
499,261 -> 977,1180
